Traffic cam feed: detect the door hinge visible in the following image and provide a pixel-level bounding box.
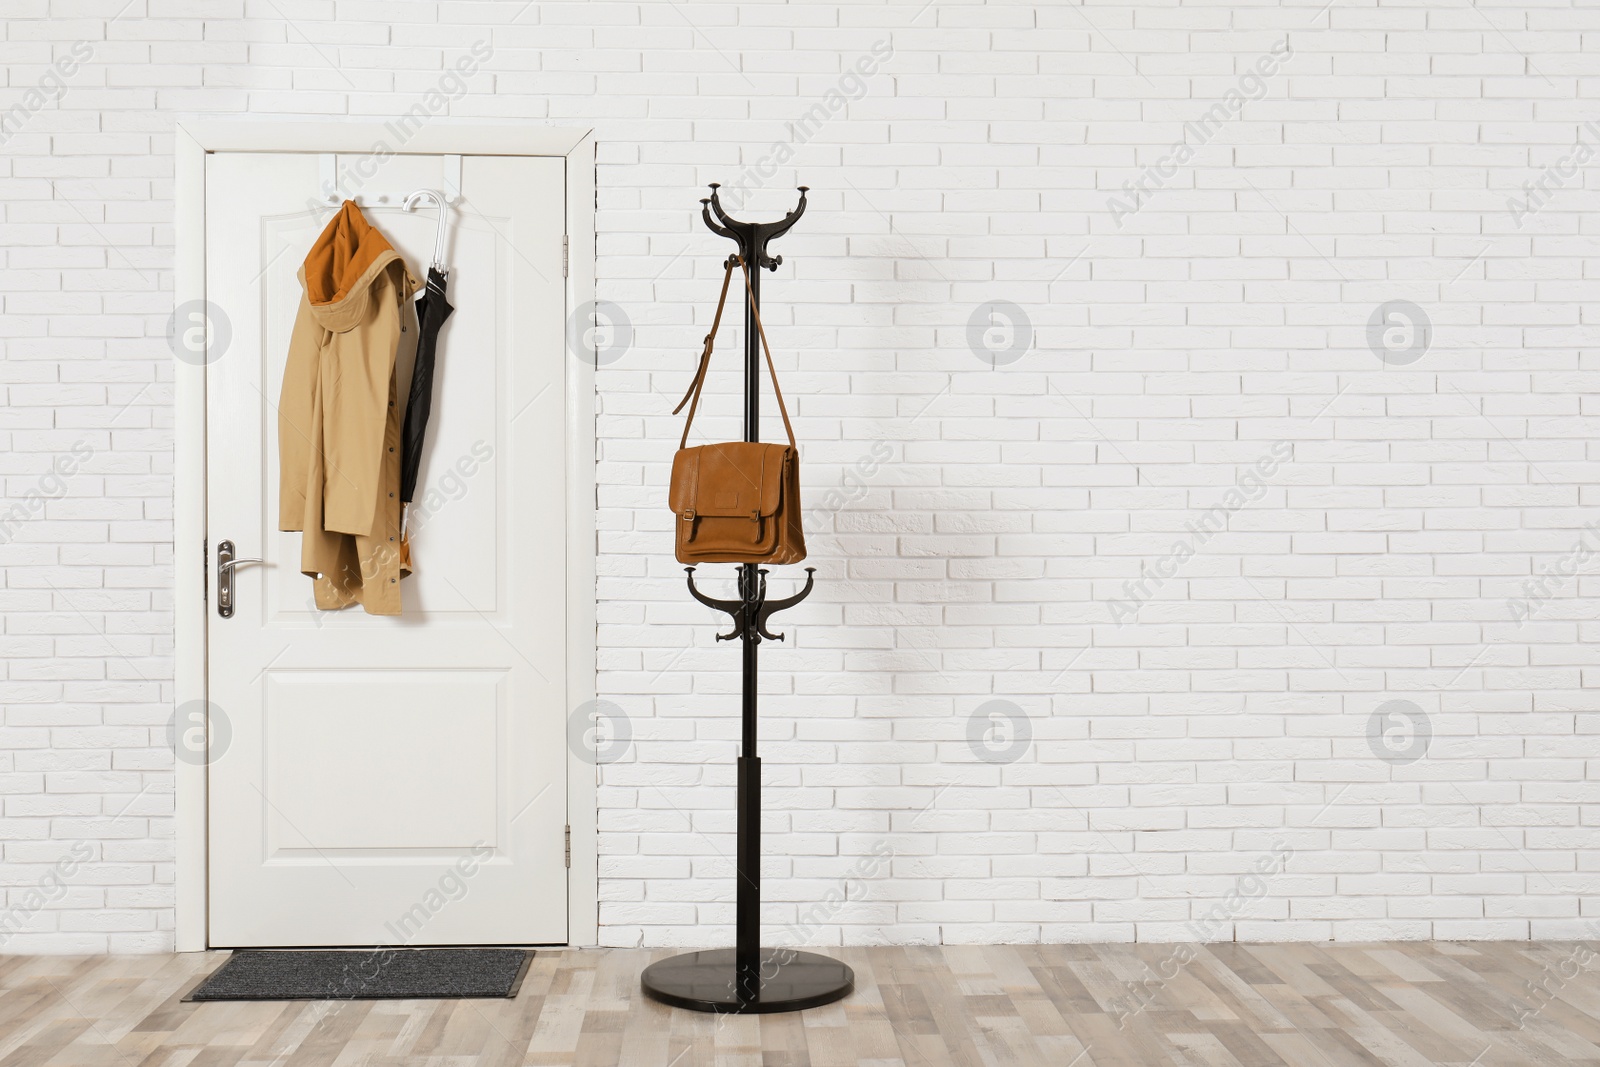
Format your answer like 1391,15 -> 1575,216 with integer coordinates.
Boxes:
562,235 -> 569,278
564,825 -> 571,868
202,539 -> 208,602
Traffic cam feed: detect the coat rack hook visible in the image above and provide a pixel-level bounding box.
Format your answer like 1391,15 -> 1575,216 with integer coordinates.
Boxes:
755,567 -> 814,642
700,197 -> 736,242
685,566 -> 746,641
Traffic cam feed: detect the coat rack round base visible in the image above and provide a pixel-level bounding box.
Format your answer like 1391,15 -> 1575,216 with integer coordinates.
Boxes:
641,948 -> 854,1015
640,186 -> 852,1017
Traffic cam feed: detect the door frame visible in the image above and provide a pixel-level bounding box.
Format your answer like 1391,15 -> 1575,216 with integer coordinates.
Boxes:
172,119 -> 599,951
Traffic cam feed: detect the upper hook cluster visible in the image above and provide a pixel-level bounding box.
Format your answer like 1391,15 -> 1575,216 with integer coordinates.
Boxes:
700,184 -> 808,271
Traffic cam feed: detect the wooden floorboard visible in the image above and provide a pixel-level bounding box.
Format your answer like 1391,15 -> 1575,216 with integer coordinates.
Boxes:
1,943 -> 1599,1066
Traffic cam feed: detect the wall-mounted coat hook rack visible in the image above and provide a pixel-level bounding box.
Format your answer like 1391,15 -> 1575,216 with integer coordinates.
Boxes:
316,154 -> 463,211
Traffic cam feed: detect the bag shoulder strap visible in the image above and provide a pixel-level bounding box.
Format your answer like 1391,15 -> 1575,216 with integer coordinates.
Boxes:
674,255 -> 798,452
738,261 -> 799,451
671,257 -> 737,444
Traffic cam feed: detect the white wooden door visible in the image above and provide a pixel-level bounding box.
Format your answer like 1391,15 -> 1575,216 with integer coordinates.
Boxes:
204,152 -> 568,946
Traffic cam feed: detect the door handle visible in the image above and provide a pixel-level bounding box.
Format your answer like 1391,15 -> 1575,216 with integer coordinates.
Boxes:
216,539 -> 264,619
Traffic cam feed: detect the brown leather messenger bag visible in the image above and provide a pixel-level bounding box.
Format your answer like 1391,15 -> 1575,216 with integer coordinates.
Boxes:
669,255 -> 806,565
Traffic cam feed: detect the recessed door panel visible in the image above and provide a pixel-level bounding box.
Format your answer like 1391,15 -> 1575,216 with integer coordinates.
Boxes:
262,671 -> 504,852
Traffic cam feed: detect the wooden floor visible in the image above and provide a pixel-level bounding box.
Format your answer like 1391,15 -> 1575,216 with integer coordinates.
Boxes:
3,942 -> 1599,1066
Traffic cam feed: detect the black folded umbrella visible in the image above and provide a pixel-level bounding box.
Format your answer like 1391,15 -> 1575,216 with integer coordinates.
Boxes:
400,265 -> 453,506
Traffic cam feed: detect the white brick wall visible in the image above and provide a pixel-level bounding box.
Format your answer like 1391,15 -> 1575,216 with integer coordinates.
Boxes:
3,0 -> 1597,952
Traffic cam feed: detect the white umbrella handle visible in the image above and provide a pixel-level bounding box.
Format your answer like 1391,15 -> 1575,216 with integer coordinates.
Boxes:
402,188 -> 450,273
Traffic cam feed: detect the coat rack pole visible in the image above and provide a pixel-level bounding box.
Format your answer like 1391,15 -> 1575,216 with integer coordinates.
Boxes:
738,250 -> 762,992
641,185 -> 853,1015
736,562 -> 761,995
743,257 -> 761,443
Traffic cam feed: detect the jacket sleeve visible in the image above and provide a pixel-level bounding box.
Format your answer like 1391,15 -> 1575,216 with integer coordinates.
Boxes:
278,294 -> 322,532
320,266 -> 404,537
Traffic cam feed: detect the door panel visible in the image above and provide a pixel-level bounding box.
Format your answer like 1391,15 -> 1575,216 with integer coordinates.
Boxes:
205,151 -> 567,946
262,671 -> 504,850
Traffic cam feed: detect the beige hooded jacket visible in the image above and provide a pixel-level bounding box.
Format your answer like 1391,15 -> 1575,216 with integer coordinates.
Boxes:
279,200 -> 420,615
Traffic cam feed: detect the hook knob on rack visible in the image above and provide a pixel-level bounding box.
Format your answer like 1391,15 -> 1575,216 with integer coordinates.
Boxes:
323,193 -> 393,206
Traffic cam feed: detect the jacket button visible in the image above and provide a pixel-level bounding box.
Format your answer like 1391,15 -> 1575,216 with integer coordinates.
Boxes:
390,578 -> 396,583
389,492 -> 395,498
389,536 -> 394,542
388,447 -> 394,452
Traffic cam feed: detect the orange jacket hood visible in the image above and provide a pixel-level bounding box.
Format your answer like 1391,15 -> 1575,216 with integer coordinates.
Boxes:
300,200 -> 408,333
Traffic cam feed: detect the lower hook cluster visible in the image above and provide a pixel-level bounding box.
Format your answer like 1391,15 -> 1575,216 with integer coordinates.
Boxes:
685,565 -> 816,643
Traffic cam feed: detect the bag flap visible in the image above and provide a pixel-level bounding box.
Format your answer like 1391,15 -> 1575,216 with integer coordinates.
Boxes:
670,442 -> 790,517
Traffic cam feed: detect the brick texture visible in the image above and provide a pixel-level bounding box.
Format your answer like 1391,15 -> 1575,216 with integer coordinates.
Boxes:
0,1 -> 1594,952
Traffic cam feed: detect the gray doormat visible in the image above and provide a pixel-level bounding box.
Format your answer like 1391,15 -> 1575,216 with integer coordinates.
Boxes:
184,948 -> 534,1001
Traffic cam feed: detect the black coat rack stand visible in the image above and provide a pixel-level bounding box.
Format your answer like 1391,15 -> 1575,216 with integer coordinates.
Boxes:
640,185 -> 855,1015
